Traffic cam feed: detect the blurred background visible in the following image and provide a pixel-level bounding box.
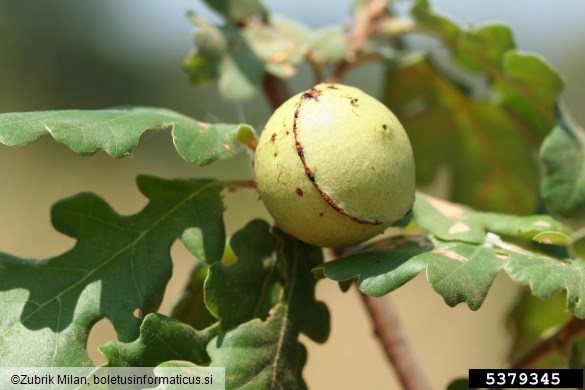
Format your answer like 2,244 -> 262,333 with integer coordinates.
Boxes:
1,0 -> 584,388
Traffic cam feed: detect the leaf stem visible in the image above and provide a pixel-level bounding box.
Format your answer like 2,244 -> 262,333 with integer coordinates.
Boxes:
261,72 -> 291,110
359,291 -> 432,390
510,317 -> 585,369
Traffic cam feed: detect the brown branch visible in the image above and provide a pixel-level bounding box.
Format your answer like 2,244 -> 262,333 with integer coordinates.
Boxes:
306,53 -> 325,84
511,317 -> 585,369
327,0 -> 388,83
347,0 -> 388,61
261,72 -> 291,110
359,292 -> 432,390
326,52 -> 381,83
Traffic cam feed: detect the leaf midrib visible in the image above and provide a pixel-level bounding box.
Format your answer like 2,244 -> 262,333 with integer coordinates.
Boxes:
1,181 -> 218,339
270,240 -> 298,389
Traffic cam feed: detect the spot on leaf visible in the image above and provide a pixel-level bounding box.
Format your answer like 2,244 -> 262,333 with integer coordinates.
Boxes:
449,222 -> 471,234
432,247 -> 467,262
532,220 -> 552,228
427,196 -> 466,218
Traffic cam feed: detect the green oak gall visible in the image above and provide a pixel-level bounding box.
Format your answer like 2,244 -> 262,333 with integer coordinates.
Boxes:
254,83 -> 415,248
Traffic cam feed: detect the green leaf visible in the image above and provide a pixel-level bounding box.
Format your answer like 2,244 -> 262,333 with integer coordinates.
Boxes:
185,15 -> 304,100
201,0 -> 268,24
454,24 -> 514,72
0,176 -> 225,366
208,231 -> 329,389
426,241 -> 505,310
184,12 -> 349,100
242,20 -> 305,80
217,34 -> 265,101
413,193 -> 570,244
173,117 -> 256,166
99,313 -> 220,367
385,1 -> 565,213
208,305 -> 307,390
318,237 -> 431,297
498,52 -> 564,138
153,361 -> 226,390
569,338 -> 585,389
319,236 -> 504,310
308,26 -> 347,66
540,105 -> 585,223
183,51 -> 220,85
185,17 -> 265,101
571,229 -> 585,259
384,56 -> 539,214
275,230 -> 330,344
0,107 -> 256,166
533,231 -> 571,246
447,378 -> 476,390
412,0 -> 564,138
270,16 -> 313,46
320,194 -> 572,311
411,0 -> 460,45
338,279 -> 354,293
507,289 -> 571,361
504,254 -> 585,318
171,263 -> 217,330
204,220 -> 280,329
270,17 -> 349,70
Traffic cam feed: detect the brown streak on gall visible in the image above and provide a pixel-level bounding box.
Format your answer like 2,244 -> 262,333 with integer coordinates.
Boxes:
292,87 -> 382,226
296,188 -> 304,197
296,145 -> 304,159
302,87 -> 321,101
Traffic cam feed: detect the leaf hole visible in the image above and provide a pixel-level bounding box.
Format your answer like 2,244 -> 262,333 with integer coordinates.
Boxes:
87,317 -> 117,366
133,307 -> 144,319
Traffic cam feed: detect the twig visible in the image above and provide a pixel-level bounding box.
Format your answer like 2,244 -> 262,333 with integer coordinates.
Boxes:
510,317 -> 585,369
347,0 -> 388,61
359,292 -> 433,390
326,52 -> 381,84
327,0 -> 388,83
261,72 -> 291,110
